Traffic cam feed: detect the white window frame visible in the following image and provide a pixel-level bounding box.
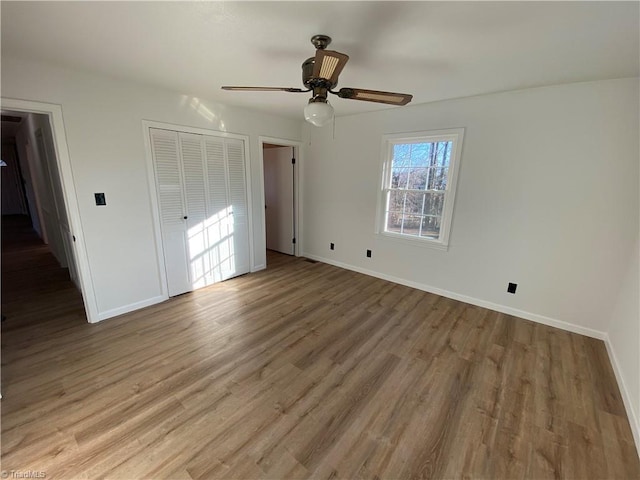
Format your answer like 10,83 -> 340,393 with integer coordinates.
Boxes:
376,128 -> 464,251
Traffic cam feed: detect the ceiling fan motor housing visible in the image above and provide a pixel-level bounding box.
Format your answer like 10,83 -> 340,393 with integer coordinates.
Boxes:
302,57 -> 335,100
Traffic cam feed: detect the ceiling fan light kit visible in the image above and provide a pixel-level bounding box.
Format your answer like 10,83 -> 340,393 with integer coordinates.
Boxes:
222,35 -> 413,127
304,99 -> 334,127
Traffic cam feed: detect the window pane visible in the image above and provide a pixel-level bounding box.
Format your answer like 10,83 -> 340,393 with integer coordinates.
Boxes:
391,167 -> 409,189
393,144 -> 411,168
420,216 -> 441,238
409,143 -> 430,168
402,215 -> 422,236
426,166 -> 448,191
388,190 -> 406,212
404,192 -> 425,215
407,168 -> 427,190
424,191 -> 445,217
435,141 -> 452,168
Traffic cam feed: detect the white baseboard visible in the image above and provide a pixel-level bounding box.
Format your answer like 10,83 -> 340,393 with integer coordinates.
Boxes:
302,253 -> 607,340
252,263 -> 266,273
604,336 -> 640,458
96,295 -> 167,322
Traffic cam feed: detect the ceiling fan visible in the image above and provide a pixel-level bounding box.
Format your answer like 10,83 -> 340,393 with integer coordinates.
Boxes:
221,35 -> 413,127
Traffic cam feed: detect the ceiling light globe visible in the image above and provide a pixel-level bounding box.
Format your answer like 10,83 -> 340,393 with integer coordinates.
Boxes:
304,101 -> 334,127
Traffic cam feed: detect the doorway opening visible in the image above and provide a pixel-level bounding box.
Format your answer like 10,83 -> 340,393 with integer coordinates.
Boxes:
1,98 -> 98,323
260,138 -> 301,266
1,109 -> 81,325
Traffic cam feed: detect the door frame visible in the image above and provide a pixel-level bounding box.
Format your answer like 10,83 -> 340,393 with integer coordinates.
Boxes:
258,137 -> 303,258
1,97 -> 99,323
142,120 -> 253,300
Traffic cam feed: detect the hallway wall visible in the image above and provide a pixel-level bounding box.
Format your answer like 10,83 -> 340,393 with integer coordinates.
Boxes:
14,113 -> 69,268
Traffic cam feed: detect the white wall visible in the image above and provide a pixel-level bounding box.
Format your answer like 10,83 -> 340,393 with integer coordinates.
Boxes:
303,78 -> 639,337
608,233 -> 640,449
2,56 -> 302,319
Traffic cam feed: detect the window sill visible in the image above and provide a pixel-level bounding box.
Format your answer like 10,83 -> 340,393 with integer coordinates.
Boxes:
377,231 -> 449,251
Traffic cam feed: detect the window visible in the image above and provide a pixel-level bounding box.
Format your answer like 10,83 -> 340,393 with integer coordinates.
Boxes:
377,129 -> 464,249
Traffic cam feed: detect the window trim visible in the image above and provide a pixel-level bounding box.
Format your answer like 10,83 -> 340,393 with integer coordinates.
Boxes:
376,128 -> 465,250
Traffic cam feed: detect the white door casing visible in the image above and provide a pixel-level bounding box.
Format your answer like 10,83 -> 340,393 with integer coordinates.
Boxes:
258,136 -> 302,262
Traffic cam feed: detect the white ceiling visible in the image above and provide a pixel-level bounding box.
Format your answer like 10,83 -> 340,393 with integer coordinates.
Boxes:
2,1 -> 638,121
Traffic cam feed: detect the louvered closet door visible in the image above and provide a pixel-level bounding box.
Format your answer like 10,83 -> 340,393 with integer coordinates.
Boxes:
224,138 -> 251,278
149,128 -> 191,296
204,136 -> 231,282
179,133 -> 210,288
151,128 -> 251,296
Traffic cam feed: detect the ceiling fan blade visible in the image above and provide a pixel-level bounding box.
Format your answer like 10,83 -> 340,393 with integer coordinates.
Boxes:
335,87 -> 413,105
221,86 -> 308,93
312,50 -> 349,84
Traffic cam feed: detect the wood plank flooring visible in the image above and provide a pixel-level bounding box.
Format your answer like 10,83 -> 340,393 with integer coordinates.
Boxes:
2,215 -> 639,479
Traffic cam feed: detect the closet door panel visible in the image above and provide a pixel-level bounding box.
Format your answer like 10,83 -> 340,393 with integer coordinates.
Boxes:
152,130 -> 184,227
204,137 -> 230,282
225,138 -> 250,278
179,133 -> 207,228
149,128 -> 191,296
179,133 -> 210,287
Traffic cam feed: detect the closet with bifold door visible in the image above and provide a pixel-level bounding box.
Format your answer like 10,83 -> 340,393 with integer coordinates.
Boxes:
149,127 -> 250,297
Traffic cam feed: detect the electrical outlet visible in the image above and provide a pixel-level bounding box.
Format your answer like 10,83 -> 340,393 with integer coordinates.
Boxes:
330,243 -> 334,250
507,282 -> 517,294
366,249 -> 372,258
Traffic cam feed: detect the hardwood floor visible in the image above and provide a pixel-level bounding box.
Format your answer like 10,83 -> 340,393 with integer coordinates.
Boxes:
2,216 -> 639,479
